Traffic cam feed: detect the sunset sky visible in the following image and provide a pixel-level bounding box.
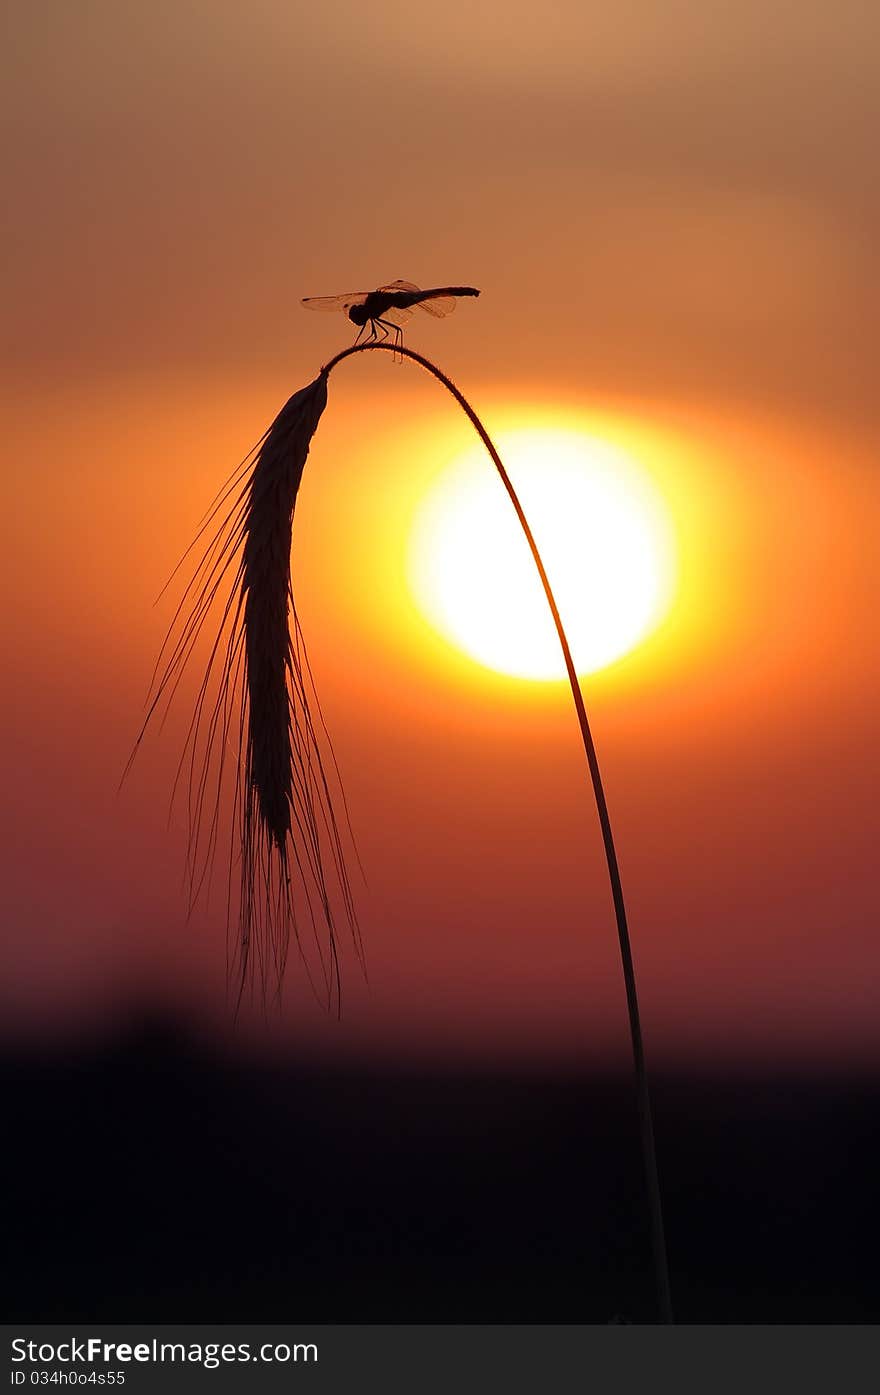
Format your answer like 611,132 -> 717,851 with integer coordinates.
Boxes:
2,1 -> 877,1067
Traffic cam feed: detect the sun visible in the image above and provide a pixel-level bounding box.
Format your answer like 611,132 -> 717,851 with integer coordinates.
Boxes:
408,426 -> 675,681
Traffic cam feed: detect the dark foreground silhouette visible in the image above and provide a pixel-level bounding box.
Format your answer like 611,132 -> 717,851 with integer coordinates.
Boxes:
3,1015 -> 878,1323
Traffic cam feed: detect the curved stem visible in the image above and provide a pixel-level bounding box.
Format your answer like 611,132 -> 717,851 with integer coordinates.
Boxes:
322,341 -> 673,1322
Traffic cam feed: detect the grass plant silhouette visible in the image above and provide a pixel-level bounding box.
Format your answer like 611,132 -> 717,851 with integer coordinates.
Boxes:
134,338 -> 673,1322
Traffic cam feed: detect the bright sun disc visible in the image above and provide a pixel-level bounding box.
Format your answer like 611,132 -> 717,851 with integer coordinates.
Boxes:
409,427 -> 675,680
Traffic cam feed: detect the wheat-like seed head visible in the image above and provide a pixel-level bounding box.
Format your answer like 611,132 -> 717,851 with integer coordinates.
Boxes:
130,371 -> 360,1012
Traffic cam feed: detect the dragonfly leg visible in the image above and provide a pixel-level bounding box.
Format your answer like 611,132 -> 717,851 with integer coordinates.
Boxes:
375,317 -> 404,361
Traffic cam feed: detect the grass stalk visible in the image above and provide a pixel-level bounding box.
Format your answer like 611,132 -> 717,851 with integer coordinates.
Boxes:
321,340 -> 674,1323
135,336 -> 673,1319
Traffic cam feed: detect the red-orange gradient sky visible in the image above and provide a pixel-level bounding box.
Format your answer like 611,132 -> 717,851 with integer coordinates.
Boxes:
2,2 -> 878,1065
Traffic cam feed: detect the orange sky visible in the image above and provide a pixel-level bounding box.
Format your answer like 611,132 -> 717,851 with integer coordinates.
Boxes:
2,3 -> 878,1065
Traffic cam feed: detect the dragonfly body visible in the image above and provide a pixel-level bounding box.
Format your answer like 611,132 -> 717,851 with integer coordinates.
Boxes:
302,280 -> 479,346
349,285 -> 479,327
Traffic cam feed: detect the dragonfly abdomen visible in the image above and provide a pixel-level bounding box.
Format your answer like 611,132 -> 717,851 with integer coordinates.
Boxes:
392,286 -> 480,309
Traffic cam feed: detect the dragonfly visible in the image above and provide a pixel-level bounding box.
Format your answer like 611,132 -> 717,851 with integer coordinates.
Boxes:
302,279 -> 480,347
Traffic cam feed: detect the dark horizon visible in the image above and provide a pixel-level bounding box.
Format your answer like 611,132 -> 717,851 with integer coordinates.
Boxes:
4,1009 -> 879,1324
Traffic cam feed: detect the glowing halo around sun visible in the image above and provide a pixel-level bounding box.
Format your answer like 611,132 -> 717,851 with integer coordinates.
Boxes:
408,427 -> 676,681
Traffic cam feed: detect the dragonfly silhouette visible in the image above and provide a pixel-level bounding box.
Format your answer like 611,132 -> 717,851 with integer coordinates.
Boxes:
302,279 -> 480,346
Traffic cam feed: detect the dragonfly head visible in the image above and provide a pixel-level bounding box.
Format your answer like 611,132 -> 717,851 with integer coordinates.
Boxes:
347,304 -> 370,327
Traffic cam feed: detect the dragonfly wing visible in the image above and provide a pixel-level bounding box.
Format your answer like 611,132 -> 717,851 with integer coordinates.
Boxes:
380,305 -> 414,328
378,280 -> 456,316
301,293 -> 368,312
414,295 -> 457,317
377,279 -> 421,294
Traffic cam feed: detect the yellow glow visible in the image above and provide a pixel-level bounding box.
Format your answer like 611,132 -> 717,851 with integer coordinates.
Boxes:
408,428 -> 676,680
